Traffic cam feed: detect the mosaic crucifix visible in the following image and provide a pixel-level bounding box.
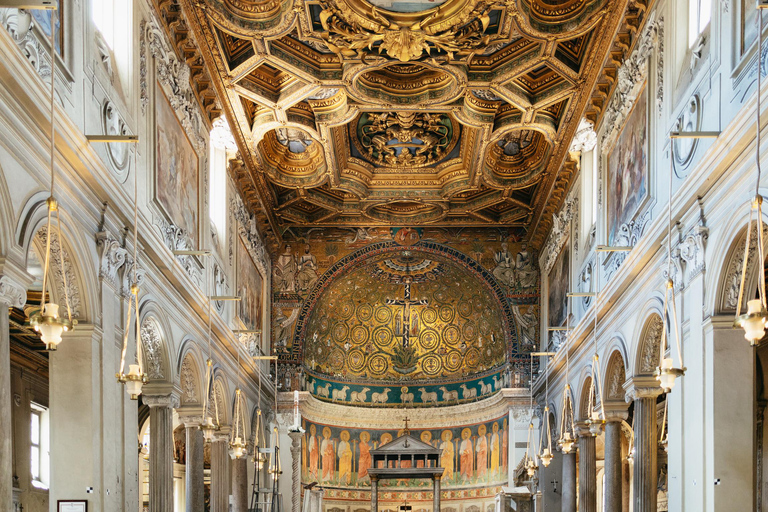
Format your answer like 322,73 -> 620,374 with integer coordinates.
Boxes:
386,279 -> 429,349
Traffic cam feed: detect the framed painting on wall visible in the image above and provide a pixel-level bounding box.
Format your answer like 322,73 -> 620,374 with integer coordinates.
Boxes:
237,236 -> 263,332
606,84 -> 649,245
547,241 -> 569,328
155,81 -> 199,248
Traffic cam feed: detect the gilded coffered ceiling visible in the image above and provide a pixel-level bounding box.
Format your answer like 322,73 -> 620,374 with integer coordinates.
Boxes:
172,0 -> 633,245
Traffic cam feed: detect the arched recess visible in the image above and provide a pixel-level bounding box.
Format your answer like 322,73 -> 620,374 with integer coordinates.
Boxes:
137,304 -> 174,384
177,342 -> 205,407
633,313 -> 664,377
713,217 -> 768,316
603,348 -> 628,402
16,193 -> 97,323
577,374 -> 594,422
211,373 -> 231,427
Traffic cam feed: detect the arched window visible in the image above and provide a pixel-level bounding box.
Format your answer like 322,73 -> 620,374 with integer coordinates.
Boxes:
90,0 -> 131,86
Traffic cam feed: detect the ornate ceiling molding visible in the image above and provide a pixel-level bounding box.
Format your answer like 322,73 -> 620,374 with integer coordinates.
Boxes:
175,0 -> 632,247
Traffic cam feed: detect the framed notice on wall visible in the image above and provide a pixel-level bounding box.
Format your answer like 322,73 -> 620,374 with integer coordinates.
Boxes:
58,500 -> 87,512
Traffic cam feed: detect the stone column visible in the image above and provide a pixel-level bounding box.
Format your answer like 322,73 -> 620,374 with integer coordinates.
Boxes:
0,275 -> 26,507
289,431 -> 303,512
232,456 -> 249,512
432,475 -> 441,512
624,376 -> 662,512
604,405 -> 629,512
211,431 -> 231,512
371,476 -> 379,512
576,424 -> 596,512
561,450 -> 577,512
179,413 -> 204,512
144,392 -> 179,512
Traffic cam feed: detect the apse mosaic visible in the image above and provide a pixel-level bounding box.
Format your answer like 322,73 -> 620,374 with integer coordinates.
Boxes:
302,249 -> 507,382
271,227 -> 540,389
301,415 -> 509,490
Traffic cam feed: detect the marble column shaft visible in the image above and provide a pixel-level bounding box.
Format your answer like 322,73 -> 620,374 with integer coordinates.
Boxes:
561,451 -> 577,512
433,476 -> 441,512
146,395 -> 178,512
185,421 -> 204,512
232,456 -> 249,512
633,395 -> 660,512
211,437 -> 230,512
577,429 -> 596,512
371,477 -> 379,512
289,431 -> 303,512
604,420 -> 624,512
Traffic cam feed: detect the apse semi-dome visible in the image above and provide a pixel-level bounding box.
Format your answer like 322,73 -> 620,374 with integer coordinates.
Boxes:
301,247 -> 510,405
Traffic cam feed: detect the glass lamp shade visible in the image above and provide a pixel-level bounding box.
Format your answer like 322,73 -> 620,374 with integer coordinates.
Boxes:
124,364 -> 145,400
31,303 -> 73,350
559,432 -> 575,454
740,299 -> 767,344
201,416 -> 217,442
525,458 -> 538,477
658,357 -> 677,392
229,437 -> 247,459
540,448 -> 553,467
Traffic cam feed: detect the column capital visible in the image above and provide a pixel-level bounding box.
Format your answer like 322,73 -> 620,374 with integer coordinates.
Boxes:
178,406 -> 204,427
603,400 -> 629,422
213,426 -> 231,441
0,275 -> 27,309
575,422 -> 593,438
143,392 -> 180,409
623,376 -> 662,402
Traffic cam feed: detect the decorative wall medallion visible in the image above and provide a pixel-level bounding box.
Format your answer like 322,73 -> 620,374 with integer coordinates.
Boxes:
672,95 -> 701,176
101,101 -> 131,181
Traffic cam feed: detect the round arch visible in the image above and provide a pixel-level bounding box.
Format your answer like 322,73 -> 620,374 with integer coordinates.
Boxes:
137,301 -> 175,384
177,340 -> 205,407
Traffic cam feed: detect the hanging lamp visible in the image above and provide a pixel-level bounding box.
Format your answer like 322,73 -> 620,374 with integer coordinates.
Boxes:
29,6 -> 76,350
538,355 -> 554,468
557,298 -> 576,453
655,134 -> 687,391
116,145 -> 148,398
230,346 -> 248,459
252,353 -> 267,469
269,359 -> 282,480
524,358 -> 538,477
735,11 -> 768,344
626,415 -> 635,464
586,255 -> 606,436
201,273 -> 219,442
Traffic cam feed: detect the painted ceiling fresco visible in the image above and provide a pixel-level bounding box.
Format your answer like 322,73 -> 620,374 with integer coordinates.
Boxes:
302,249 -> 506,381
168,0 -> 635,249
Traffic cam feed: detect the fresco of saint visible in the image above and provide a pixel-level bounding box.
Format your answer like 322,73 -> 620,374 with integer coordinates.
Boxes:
338,430 -> 353,485
490,422 -> 500,474
459,428 -> 473,480
440,430 -> 454,480
476,424 -> 488,478
308,425 -> 319,480
321,427 -> 335,481
358,431 -> 372,481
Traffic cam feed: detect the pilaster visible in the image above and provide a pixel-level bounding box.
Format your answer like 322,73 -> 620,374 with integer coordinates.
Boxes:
0,273 -> 26,508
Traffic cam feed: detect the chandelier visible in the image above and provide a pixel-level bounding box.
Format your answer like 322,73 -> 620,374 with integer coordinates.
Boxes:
29,6 -> 76,350
229,346 -> 248,459
557,296 -> 576,453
